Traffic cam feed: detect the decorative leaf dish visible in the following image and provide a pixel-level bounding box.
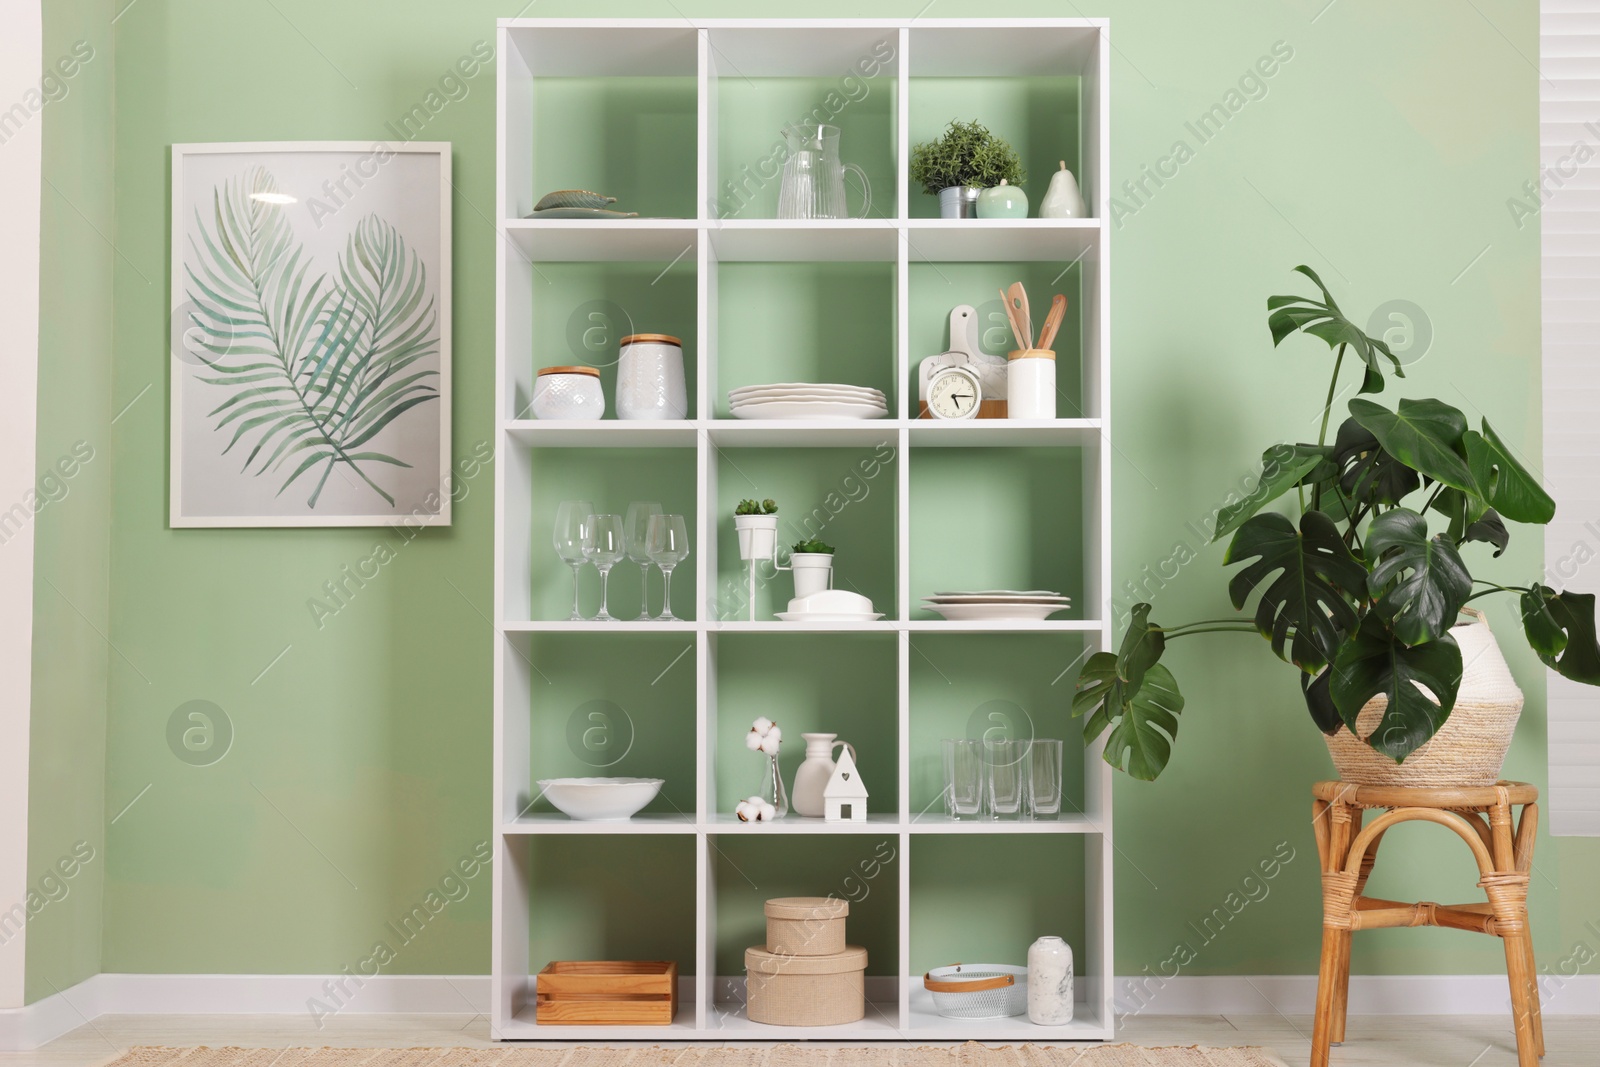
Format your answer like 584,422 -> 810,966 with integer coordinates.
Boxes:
525,207 -> 641,219
532,188 -> 617,211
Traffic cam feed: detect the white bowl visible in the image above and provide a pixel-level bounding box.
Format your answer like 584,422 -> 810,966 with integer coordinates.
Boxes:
537,777 -> 665,821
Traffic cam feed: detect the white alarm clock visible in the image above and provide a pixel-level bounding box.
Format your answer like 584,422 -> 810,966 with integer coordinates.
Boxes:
927,365 -> 982,420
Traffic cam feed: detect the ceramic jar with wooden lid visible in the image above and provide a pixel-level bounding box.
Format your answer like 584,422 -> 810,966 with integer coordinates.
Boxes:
532,365 -> 604,420
745,944 -> 867,1026
764,895 -> 848,956
1006,349 -> 1056,419
616,333 -> 688,420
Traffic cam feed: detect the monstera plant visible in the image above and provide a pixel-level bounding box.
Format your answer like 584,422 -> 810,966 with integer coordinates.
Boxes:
1074,266 -> 1600,780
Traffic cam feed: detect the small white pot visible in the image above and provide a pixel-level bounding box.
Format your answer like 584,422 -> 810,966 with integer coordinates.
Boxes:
790,552 -> 835,599
734,514 -> 778,562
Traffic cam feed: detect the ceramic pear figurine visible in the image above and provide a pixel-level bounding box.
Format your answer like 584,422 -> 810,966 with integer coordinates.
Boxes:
1039,161 -> 1086,218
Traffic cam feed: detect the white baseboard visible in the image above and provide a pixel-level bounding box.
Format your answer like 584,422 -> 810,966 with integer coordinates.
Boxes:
3,972 -> 1597,1052
1112,973 -> 1600,1018
0,974 -> 488,1051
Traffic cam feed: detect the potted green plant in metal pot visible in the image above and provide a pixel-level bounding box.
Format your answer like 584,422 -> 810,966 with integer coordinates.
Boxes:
1074,266 -> 1600,783
910,120 -> 1026,219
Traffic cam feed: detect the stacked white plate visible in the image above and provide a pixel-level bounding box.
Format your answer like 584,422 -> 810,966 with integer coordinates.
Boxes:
729,382 -> 887,421
921,590 -> 1072,622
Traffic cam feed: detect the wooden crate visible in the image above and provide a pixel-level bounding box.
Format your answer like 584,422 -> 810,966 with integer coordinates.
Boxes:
534,961 -> 678,1026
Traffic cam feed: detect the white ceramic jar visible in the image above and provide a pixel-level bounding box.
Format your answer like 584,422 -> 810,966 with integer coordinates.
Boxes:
1007,350 -> 1057,419
532,365 -> 604,420
616,333 -> 688,420
1027,935 -> 1074,1025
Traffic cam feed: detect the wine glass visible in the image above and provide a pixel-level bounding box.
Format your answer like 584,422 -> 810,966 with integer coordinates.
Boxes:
646,513 -> 690,622
584,514 -> 627,622
553,500 -> 595,621
624,501 -> 663,621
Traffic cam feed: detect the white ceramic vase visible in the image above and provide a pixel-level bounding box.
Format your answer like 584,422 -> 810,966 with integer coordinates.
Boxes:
792,733 -> 855,818
1027,935 -> 1074,1025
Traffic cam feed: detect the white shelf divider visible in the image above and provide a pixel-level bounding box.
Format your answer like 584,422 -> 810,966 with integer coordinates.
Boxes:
495,16 -> 1113,1043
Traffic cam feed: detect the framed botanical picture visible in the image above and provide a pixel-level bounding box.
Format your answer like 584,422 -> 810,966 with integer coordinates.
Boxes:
170,141 -> 452,527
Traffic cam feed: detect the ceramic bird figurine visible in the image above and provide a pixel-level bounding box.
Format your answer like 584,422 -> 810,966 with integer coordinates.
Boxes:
1039,161 -> 1086,218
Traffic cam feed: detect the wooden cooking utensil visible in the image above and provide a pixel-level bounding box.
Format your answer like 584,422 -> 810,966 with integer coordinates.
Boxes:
1006,282 -> 1032,350
998,287 -> 1028,350
1038,294 -> 1067,351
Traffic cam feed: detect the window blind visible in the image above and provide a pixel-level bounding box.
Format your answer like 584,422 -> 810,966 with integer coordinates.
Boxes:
1542,0 -> 1600,835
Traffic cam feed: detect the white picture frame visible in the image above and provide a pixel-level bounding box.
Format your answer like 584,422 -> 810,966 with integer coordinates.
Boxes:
170,141 -> 452,528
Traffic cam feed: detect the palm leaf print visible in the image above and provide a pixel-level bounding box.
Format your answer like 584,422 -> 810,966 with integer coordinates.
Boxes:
184,166 -> 439,508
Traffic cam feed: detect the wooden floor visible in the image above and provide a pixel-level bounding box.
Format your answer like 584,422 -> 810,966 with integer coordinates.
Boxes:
2,1013 -> 1596,1067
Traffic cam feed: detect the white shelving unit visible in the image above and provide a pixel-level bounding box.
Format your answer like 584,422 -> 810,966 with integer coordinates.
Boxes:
494,17 -> 1112,1042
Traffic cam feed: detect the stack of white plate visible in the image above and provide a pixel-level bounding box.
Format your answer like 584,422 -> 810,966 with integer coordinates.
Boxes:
921,590 -> 1072,622
729,383 -> 887,420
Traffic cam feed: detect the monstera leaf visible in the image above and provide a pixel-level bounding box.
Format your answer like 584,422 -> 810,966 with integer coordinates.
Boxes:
1329,615 -> 1464,761
1301,667 -> 1342,735
186,167 -> 439,508
1462,509 -> 1510,556
1268,265 -> 1402,393
1365,508 -> 1473,645
1212,443 -> 1331,541
1073,605 -> 1185,781
1522,586 -> 1600,684
1348,397 -> 1476,494
1331,417 -> 1420,507
1225,511 -> 1367,672
1462,421 -> 1556,525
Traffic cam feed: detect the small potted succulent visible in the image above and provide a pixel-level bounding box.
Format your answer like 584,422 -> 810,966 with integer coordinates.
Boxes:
910,119 -> 1026,219
788,538 -> 836,599
734,498 -> 778,562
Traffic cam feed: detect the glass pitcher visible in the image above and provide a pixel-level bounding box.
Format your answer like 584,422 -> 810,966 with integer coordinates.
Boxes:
777,123 -> 873,220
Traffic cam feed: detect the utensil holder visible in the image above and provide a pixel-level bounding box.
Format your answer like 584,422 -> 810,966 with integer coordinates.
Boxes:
1007,350 -> 1056,419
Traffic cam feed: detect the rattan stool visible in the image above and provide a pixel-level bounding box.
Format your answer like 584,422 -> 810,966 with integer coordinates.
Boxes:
1311,780 -> 1543,1067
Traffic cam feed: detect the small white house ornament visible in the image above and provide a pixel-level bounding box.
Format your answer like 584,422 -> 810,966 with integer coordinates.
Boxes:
823,747 -> 869,822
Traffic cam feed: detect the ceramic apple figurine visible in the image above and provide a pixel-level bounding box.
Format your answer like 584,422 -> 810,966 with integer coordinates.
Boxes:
975,179 -> 1029,219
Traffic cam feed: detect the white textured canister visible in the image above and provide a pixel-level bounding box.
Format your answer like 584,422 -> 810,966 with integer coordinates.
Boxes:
531,366 -> 604,421
616,333 -> 688,420
1007,350 -> 1056,419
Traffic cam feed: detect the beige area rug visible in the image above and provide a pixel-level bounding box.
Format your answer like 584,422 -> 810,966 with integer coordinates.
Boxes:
104,1045 -> 1288,1067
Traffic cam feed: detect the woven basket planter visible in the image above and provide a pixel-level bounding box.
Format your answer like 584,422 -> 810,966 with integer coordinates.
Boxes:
1325,608 -> 1523,787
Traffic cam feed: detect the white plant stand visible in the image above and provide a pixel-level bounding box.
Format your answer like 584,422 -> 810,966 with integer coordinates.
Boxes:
493,16 -> 1112,1041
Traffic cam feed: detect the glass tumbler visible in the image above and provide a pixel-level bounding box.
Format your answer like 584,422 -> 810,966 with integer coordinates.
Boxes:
1027,739 -> 1064,817
985,739 -> 1025,818
942,739 -> 984,819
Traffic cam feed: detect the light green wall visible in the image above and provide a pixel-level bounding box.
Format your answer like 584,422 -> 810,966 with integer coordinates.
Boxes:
35,0 -> 1589,992
26,0 -> 115,1005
